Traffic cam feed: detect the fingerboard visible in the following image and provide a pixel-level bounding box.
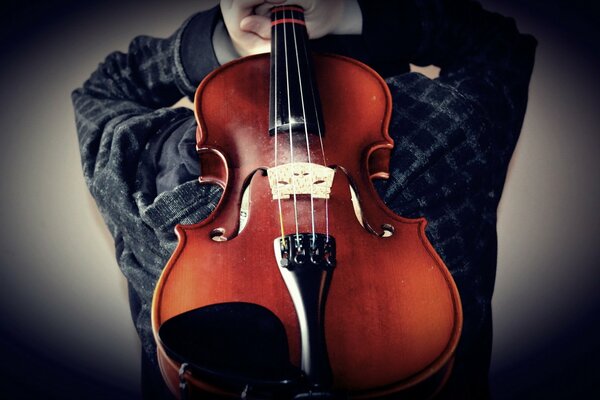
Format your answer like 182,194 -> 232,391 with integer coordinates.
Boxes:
269,6 -> 325,137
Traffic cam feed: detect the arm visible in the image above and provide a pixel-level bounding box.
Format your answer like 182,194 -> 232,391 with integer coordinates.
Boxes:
71,7 -> 225,356
357,0 -> 537,214
73,7 -> 221,199
359,0 -> 537,124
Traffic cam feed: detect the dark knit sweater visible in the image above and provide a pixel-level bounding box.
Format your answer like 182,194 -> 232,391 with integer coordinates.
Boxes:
72,0 -> 536,397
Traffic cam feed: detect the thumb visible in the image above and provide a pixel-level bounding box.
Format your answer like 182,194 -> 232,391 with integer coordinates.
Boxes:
239,14 -> 272,40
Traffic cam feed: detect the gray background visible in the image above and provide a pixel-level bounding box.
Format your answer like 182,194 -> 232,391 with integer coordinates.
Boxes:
1,0 -> 598,398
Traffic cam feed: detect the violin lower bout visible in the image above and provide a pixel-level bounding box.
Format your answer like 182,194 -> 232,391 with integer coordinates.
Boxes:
152,172 -> 462,398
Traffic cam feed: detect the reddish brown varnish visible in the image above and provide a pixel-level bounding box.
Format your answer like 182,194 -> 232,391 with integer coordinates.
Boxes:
151,51 -> 462,399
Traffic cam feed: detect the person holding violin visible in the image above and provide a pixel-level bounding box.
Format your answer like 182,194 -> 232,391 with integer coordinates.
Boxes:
72,0 -> 536,398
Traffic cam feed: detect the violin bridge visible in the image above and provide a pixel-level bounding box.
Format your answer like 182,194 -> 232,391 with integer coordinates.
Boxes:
267,162 -> 335,200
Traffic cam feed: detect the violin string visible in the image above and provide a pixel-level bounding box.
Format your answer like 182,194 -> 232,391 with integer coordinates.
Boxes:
297,11 -> 330,241
296,7 -> 329,243
283,8 -> 301,242
291,8 -> 317,245
273,10 -> 286,245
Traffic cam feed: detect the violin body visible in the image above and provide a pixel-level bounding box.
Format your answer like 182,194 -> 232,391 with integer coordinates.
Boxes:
152,51 -> 462,399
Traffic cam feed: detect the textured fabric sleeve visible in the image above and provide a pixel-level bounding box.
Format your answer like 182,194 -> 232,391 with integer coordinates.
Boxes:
71,7 -> 224,358
73,6 -> 221,194
374,0 -> 537,266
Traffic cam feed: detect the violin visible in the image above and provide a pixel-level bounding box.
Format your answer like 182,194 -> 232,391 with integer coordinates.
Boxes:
152,6 -> 462,399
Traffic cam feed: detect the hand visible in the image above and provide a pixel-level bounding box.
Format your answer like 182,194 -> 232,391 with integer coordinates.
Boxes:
220,0 -> 359,57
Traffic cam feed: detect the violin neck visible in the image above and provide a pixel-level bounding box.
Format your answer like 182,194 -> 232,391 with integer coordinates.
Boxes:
269,6 -> 325,137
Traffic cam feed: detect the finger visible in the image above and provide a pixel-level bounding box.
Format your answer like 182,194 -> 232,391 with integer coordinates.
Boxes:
254,0 -> 287,17
222,0 -> 266,22
240,14 -> 272,39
